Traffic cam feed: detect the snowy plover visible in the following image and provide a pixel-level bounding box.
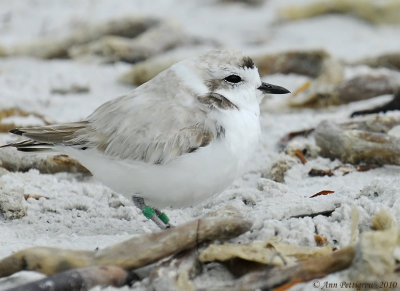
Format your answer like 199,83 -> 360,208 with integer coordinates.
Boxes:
3,50 -> 289,228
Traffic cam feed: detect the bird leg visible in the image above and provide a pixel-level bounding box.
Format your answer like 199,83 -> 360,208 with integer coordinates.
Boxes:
132,196 -> 172,229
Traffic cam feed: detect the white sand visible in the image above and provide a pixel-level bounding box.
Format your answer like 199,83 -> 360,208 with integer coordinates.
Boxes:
0,0 -> 400,290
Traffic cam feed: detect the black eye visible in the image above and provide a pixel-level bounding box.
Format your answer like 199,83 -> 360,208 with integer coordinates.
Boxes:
224,75 -> 242,84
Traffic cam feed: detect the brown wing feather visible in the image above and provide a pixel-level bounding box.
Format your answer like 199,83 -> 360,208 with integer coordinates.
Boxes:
3,121 -> 90,151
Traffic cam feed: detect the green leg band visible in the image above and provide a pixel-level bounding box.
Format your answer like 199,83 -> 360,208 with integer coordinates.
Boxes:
142,206 -> 155,219
158,212 -> 170,224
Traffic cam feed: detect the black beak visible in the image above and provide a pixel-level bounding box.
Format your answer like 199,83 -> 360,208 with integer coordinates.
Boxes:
258,82 -> 290,94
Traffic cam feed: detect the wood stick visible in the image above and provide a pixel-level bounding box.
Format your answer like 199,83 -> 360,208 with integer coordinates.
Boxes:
149,249 -> 200,291
7,266 -> 135,291
0,210 -> 251,277
205,246 -> 355,291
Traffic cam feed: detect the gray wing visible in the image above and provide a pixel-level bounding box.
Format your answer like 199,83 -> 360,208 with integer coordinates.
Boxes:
82,94 -> 220,164
5,94 -> 220,165
3,122 -> 90,151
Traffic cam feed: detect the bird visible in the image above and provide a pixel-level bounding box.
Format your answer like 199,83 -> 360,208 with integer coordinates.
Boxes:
2,50 -> 290,228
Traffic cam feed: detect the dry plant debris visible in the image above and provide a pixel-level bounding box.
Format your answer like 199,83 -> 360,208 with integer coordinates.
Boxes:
351,91 -> 400,117
0,107 -> 51,133
0,185 -> 26,219
292,149 -> 307,164
0,149 -> 91,175
314,235 -> 329,247
356,52 -> 400,71
254,50 -> 331,78
119,57 -> 179,86
50,83 -> 90,95
120,50 -> 338,87
199,239 -> 333,266
149,249 -> 200,291
205,246 -> 355,291
0,17 -> 159,59
308,168 -> 334,177
69,21 -> 185,63
7,266 -> 135,291
205,210 -> 400,291
23,194 -> 50,200
289,73 -> 398,108
309,190 -> 335,198
280,0 -> 400,24
0,209 -> 251,278
279,128 -> 314,149
315,116 -> 400,165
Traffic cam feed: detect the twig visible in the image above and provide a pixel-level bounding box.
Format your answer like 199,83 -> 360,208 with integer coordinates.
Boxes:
7,266 -> 137,291
0,210 -> 251,278
205,246 -> 355,291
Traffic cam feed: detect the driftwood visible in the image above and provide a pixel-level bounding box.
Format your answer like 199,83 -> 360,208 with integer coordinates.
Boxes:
0,185 -> 26,219
119,57 -> 179,86
50,83 -> 90,95
349,210 -> 398,282
204,210 -> 400,290
0,17 -> 158,59
149,249 -> 200,291
199,239 -> 332,266
0,149 -> 91,175
279,0 -> 400,24
351,91 -> 400,117
204,246 -> 355,291
356,52 -> 400,71
315,117 -> 400,165
218,0 -> 265,6
253,50 -> 338,78
290,73 -> 398,108
69,21 -> 185,63
0,210 -> 251,278
120,49 -> 342,87
279,128 -> 314,149
7,266 -> 136,291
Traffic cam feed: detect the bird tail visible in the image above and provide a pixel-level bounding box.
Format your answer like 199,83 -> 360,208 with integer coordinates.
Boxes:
1,121 -> 89,152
